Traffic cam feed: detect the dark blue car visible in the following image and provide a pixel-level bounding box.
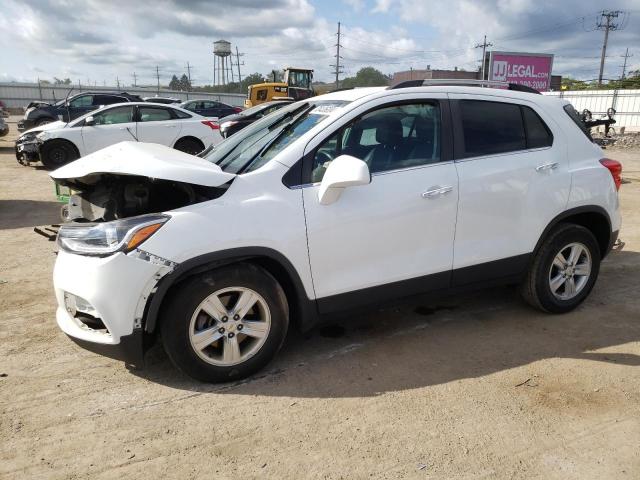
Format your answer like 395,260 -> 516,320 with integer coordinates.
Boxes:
179,99 -> 241,118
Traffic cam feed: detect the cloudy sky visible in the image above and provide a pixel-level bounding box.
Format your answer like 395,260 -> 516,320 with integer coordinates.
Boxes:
0,0 -> 639,88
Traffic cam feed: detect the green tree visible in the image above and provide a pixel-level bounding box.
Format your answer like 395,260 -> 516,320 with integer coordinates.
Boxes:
169,75 -> 181,90
179,73 -> 191,91
341,67 -> 390,88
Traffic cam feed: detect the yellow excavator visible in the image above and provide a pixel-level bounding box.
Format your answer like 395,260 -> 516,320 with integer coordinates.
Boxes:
244,67 -> 315,108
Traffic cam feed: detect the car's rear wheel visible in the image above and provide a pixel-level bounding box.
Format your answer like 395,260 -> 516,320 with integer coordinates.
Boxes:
174,137 -> 205,155
521,223 -> 600,313
40,140 -> 79,170
160,263 -> 289,382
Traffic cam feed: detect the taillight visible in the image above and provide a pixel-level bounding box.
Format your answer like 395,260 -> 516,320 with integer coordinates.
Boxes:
599,158 -> 622,191
201,120 -> 219,130
233,107 -> 242,113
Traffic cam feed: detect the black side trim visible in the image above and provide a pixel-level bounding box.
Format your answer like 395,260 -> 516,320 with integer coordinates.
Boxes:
532,205 -> 612,259
67,329 -> 144,367
317,253 -> 531,315
317,271 -> 451,315
282,156 -> 303,188
451,253 -> 531,287
144,247 -> 318,333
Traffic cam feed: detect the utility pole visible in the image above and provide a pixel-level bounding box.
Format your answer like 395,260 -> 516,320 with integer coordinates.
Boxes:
620,48 -> 633,79
116,76 -> 120,91
596,10 -> 626,86
474,35 -> 493,80
155,66 -> 160,94
235,46 -> 244,90
132,72 -> 137,87
186,62 -> 192,91
330,22 -> 343,89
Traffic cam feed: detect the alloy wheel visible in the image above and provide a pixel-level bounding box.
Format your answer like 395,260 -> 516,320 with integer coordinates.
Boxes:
188,287 -> 271,366
548,242 -> 592,300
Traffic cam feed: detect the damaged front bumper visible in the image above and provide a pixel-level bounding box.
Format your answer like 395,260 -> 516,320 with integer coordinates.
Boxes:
53,249 -> 177,367
15,136 -> 42,164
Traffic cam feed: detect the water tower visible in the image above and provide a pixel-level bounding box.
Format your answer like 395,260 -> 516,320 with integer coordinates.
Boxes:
213,39 -> 234,86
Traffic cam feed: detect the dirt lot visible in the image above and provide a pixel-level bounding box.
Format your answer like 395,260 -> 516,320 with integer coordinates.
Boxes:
1,117 -> 639,479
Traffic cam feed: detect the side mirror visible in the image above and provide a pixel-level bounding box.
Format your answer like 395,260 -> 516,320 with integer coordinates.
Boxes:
84,116 -> 95,126
318,154 -> 371,205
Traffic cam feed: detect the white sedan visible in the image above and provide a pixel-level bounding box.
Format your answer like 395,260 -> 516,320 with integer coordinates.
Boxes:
15,102 -> 223,169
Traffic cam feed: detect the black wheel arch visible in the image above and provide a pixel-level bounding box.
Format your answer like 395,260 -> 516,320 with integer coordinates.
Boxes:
174,135 -> 205,150
143,247 -> 318,335
533,205 -> 615,261
41,137 -> 80,158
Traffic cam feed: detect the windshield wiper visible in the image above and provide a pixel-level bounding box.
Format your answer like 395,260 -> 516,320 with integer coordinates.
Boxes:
236,104 -> 316,174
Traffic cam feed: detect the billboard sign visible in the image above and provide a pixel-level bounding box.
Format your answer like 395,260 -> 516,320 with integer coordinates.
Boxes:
489,51 -> 554,91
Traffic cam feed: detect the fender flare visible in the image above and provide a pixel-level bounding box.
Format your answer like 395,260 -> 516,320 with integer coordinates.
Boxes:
532,205 -> 613,259
143,247 -> 319,334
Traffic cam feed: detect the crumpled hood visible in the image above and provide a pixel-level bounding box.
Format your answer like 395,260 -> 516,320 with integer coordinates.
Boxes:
20,120 -> 66,137
50,141 -> 236,187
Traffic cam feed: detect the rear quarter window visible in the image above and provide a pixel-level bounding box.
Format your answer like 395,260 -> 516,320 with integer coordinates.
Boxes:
563,104 -> 592,140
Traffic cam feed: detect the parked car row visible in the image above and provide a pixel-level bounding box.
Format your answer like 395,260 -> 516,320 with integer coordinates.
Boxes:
16,102 -> 223,168
17,91 -> 243,132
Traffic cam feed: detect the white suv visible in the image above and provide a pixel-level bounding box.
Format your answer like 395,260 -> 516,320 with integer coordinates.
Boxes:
51,83 -> 622,382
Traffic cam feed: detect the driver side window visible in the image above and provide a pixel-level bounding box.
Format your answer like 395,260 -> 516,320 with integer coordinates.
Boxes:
311,102 -> 441,183
92,106 -> 134,125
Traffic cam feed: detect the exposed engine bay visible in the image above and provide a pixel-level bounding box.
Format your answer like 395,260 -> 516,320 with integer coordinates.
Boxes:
58,174 -> 228,222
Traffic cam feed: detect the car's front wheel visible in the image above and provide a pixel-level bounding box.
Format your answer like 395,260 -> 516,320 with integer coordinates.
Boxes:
521,223 -> 601,313
160,263 -> 289,382
40,140 -> 79,169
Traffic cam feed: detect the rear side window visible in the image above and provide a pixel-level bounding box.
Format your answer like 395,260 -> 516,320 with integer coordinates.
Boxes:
173,109 -> 192,119
563,104 -> 592,140
460,100 -> 525,157
522,106 -> 553,148
138,106 -> 172,122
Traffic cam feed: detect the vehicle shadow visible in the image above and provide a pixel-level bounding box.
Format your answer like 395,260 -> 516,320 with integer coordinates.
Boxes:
0,199 -> 61,229
132,248 -> 640,398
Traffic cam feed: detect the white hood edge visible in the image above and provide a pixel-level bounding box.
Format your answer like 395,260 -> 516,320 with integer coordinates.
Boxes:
50,141 -> 236,187
22,120 -> 67,136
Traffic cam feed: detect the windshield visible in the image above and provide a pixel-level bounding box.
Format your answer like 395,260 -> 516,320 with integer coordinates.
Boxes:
204,100 -> 348,174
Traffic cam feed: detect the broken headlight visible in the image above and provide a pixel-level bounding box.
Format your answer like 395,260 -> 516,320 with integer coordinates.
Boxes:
57,214 -> 169,256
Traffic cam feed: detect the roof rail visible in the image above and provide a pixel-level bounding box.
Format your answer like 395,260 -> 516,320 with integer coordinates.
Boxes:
389,79 -> 541,94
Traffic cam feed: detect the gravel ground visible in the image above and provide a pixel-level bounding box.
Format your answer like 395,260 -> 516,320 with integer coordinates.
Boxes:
1,117 -> 639,479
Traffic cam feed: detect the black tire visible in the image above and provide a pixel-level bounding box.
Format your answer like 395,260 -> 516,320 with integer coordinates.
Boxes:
35,118 -> 54,127
174,137 -> 205,155
521,223 -> 601,313
160,263 -> 289,382
60,204 -> 70,222
40,140 -> 79,170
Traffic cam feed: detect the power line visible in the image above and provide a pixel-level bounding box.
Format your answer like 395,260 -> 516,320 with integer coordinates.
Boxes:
329,21 -> 344,89
596,10 -> 627,86
620,48 -> 633,79
474,35 -> 492,81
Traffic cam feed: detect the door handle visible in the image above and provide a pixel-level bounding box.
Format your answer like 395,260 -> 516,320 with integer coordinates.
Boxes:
164,125 -> 177,128
535,162 -> 559,172
422,185 -> 453,199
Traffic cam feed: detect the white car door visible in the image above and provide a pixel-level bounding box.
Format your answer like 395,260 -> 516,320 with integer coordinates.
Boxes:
136,105 -> 182,146
448,94 -> 569,285
301,96 -> 459,313
81,105 -> 136,154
